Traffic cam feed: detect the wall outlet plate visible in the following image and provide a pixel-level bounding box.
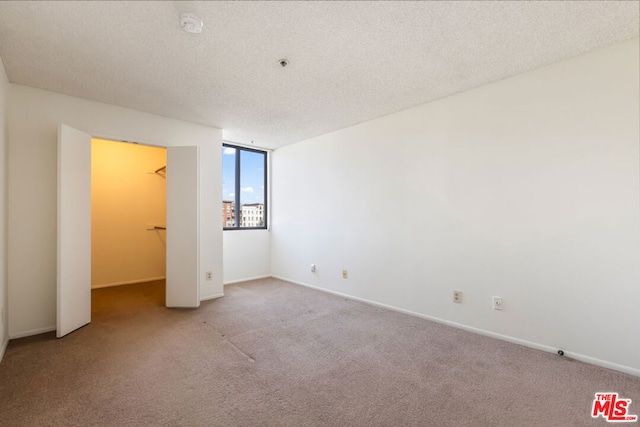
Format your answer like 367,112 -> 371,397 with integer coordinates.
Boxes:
205,271 -> 212,281
453,290 -> 462,303
342,270 -> 348,279
492,296 -> 503,310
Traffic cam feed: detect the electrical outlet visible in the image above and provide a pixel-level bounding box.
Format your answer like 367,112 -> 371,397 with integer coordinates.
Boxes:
342,270 -> 348,279
206,271 -> 212,281
492,296 -> 503,310
310,264 -> 316,273
453,290 -> 462,304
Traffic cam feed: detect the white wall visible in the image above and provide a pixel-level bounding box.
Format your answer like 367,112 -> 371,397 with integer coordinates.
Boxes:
91,139 -> 166,288
7,85 -> 223,338
223,230 -> 270,284
271,38 -> 640,375
0,58 -> 8,359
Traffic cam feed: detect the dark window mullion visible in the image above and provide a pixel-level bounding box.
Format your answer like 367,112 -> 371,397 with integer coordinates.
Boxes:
263,151 -> 267,228
234,148 -> 241,228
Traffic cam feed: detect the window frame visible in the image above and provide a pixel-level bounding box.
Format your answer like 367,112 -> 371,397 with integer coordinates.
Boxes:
223,143 -> 268,231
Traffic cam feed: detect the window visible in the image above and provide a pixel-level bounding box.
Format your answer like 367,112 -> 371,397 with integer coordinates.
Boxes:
222,143 -> 267,229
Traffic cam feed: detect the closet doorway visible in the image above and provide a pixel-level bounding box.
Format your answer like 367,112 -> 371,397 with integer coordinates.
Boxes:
57,124 -> 200,337
91,138 -> 167,310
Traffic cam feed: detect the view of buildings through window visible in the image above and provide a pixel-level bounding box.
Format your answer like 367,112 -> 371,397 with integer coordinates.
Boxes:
222,144 -> 267,229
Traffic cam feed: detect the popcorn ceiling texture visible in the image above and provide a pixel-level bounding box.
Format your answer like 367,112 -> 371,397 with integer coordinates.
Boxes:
0,1 -> 637,148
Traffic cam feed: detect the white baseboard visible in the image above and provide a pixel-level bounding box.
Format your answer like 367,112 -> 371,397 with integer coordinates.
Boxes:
273,275 -> 640,378
9,325 -> 56,340
200,292 -> 225,302
0,336 -> 8,363
224,274 -> 272,285
92,276 -> 166,289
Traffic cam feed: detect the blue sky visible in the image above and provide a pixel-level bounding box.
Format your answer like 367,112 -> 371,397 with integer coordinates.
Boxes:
222,146 -> 265,205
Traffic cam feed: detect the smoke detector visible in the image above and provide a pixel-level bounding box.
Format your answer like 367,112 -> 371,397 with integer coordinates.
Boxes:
180,13 -> 203,34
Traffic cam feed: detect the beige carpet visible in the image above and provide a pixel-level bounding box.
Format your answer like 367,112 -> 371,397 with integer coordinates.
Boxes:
0,278 -> 638,426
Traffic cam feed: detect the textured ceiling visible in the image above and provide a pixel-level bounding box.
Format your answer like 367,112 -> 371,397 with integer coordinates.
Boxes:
0,1 -> 638,149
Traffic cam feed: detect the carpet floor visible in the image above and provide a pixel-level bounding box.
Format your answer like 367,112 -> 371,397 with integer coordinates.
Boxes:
0,277 -> 638,426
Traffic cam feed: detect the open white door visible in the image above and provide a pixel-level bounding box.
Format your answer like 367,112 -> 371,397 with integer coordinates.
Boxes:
166,146 -> 200,307
57,124 -> 92,337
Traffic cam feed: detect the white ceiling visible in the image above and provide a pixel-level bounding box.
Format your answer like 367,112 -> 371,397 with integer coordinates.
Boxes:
0,1 -> 638,149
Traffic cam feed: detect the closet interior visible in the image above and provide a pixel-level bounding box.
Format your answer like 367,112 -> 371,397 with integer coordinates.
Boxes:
91,138 -> 167,310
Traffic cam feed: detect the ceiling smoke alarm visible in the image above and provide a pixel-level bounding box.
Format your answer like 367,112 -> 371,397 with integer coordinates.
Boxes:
180,13 -> 203,34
